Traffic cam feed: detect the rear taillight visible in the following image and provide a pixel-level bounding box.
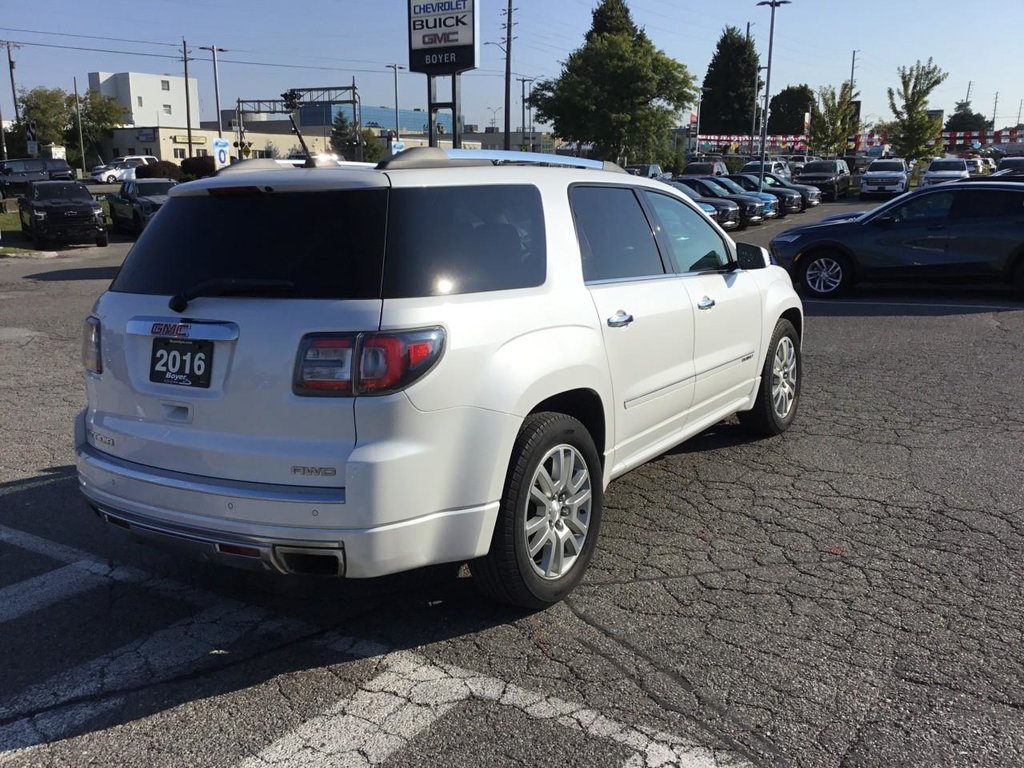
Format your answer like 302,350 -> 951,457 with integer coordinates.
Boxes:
294,328 -> 444,397
82,316 -> 102,374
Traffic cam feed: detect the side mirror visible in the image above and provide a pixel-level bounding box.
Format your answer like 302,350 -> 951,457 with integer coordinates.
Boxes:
874,214 -> 895,227
735,242 -> 770,270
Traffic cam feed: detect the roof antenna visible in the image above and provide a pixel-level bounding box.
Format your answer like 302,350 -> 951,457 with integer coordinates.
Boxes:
281,89 -> 315,168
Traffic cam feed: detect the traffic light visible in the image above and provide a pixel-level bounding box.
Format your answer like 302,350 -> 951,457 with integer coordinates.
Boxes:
281,90 -> 303,111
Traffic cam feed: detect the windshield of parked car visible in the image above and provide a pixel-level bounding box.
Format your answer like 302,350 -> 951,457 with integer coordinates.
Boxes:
701,179 -> 731,196
711,177 -> 746,194
741,163 -> 765,172
136,181 -> 176,196
684,163 -> 715,175
33,183 -> 92,201
4,159 -> 45,173
868,161 -> 904,172
929,160 -> 966,171
802,162 -> 835,173
668,181 -> 699,200
998,157 -> 1024,170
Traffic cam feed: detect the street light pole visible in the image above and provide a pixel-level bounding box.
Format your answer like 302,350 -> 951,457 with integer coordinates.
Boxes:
750,65 -> 767,155
756,0 -> 790,189
199,45 -> 227,138
386,64 -> 404,140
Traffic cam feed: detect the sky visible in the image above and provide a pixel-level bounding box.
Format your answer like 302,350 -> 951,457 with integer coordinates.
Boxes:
1,0 -> 1022,135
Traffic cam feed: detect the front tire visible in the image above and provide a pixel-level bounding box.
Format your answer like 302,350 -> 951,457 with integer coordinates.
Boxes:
106,174 -> 117,183
470,412 -> 603,609
96,233 -> 109,247
738,319 -> 801,436
800,251 -> 851,297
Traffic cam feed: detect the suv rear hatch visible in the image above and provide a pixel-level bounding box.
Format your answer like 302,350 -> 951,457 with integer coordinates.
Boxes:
86,173 -> 389,487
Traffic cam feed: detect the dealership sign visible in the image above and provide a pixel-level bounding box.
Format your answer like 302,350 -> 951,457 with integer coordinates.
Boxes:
408,0 -> 478,76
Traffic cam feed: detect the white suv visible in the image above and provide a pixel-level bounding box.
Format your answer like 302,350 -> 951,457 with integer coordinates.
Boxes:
859,158 -> 909,198
76,148 -> 803,608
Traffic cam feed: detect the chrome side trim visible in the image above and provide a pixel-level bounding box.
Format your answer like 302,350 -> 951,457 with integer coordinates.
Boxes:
78,443 -> 345,504
624,374 -> 695,410
694,351 -> 758,380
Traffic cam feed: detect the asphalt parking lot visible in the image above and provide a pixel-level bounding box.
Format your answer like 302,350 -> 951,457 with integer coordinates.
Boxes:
1,199 -> 1023,767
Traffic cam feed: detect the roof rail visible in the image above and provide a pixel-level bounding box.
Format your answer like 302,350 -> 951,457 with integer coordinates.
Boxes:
377,146 -> 626,173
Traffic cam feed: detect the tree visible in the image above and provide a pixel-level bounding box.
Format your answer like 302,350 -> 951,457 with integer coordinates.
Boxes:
66,89 -> 126,168
530,0 -> 695,163
18,87 -> 72,145
329,112 -> 358,158
944,100 -> 989,133
808,83 -> 858,157
886,58 -> 948,161
767,84 -> 814,135
360,129 -> 385,163
698,26 -> 760,135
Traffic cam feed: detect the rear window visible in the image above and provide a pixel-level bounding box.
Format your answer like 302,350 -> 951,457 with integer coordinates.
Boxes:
110,184 -> 546,301
111,190 -> 389,300
382,185 -> 545,298
684,163 -> 714,174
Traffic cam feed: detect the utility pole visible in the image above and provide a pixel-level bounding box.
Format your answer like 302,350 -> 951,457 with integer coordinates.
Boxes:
849,50 -> 858,94
746,22 -> 752,40
502,0 -> 514,150
516,77 -> 533,149
6,43 -> 20,123
182,40 -> 193,158
991,92 -> 999,130
750,66 -> 766,155
199,45 -> 227,137
965,80 -> 972,104
386,64 -> 404,140
0,95 -> 7,160
73,77 -> 86,176
1017,98 -> 1022,128
756,0 -> 790,190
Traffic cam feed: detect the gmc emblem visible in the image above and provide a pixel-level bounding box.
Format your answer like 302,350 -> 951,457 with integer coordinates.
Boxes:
291,466 -> 337,477
151,322 -> 191,337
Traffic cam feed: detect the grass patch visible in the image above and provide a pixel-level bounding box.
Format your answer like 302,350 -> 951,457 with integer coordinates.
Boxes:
0,246 -> 33,256
0,210 -> 20,240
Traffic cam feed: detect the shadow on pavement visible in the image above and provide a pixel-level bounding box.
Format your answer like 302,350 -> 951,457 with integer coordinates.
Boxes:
0,468 -> 526,753
23,265 -> 120,282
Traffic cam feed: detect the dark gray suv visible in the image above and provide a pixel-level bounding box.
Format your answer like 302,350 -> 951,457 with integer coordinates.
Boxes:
0,157 -> 74,198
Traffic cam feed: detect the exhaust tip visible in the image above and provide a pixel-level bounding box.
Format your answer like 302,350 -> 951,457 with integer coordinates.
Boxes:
275,547 -> 344,577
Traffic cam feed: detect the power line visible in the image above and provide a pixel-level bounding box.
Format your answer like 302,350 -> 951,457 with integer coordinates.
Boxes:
0,25 -> 180,48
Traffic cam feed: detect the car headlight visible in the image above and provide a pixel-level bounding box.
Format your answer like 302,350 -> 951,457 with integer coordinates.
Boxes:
773,233 -> 801,243
92,206 -> 104,219
33,210 -> 46,220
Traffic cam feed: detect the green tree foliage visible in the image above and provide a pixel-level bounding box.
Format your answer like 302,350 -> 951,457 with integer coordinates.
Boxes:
530,0 -> 695,163
66,90 -> 127,168
359,129 -> 385,163
767,84 -> 814,135
808,82 -> 858,156
18,87 -> 71,144
944,100 -> 989,133
329,111 -> 354,157
886,58 -> 948,161
698,26 -> 760,134
136,160 -> 182,181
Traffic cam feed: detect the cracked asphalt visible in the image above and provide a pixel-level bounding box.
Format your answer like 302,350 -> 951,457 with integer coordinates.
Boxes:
1,202 -> 1023,767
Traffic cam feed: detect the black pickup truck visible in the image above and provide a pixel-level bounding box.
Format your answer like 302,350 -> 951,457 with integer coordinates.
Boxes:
19,181 -> 108,249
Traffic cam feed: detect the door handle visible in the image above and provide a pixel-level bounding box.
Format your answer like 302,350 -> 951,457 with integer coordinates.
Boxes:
697,296 -> 716,310
607,310 -> 634,328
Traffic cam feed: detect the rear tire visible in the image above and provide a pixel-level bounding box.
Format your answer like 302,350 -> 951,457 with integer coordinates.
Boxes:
31,229 -> 45,250
800,251 -> 851,297
96,233 -> 109,247
470,412 -> 603,610
738,319 -> 801,437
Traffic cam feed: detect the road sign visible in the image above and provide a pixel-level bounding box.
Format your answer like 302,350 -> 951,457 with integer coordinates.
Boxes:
26,120 -> 37,143
391,141 -> 405,154
212,137 -> 231,169
408,0 -> 478,75
26,140 -> 39,157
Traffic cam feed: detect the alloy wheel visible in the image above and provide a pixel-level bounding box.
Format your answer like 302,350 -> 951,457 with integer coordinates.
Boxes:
805,257 -> 843,294
523,444 -> 592,580
771,336 -> 798,419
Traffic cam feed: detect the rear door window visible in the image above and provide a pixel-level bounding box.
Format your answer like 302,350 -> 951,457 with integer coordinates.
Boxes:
570,186 -> 666,282
383,185 -> 546,297
111,190 -> 388,299
952,189 -> 1024,219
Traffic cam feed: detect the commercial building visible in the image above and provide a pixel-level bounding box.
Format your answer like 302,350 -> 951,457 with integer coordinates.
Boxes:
88,71 -> 200,130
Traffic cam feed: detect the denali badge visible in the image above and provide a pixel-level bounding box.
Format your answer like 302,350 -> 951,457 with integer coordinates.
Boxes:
151,322 -> 191,337
291,466 -> 337,477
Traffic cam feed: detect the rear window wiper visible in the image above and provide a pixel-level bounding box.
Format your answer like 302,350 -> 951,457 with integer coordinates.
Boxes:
168,279 -> 296,312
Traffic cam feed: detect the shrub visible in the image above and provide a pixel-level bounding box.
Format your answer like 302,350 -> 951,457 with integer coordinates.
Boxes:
180,155 -> 216,179
136,160 -> 181,181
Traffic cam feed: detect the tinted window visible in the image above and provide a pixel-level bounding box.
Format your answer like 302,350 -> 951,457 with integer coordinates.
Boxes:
888,191 -> 955,223
668,181 -> 700,200
643,191 -> 729,273
383,185 -> 545,298
929,160 -> 966,172
33,183 -> 92,201
112,190 -> 388,299
868,161 -> 905,172
998,157 -> 1024,170
571,186 -> 664,282
684,163 -> 714,175
136,181 -> 176,196
953,189 -> 1024,219
802,162 -> 836,173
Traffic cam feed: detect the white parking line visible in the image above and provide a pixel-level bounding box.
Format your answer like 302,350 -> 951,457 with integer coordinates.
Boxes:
241,639 -> 751,768
0,561 -> 137,624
